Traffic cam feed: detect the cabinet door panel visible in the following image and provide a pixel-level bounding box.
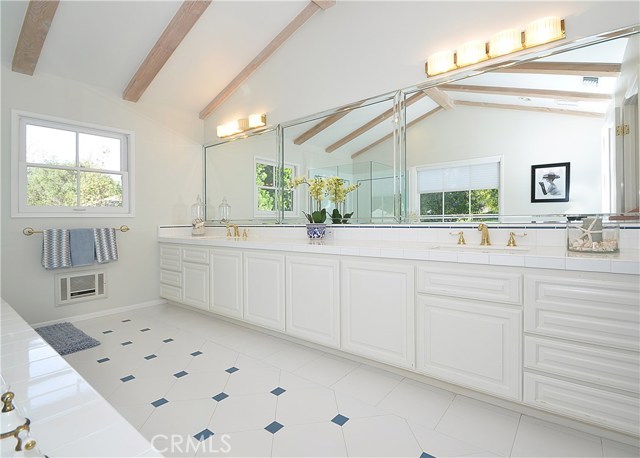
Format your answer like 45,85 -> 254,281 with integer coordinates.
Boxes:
243,252 -> 285,331
160,284 -> 181,302
210,249 -> 243,319
182,262 -> 209,310
341,260 -> 414,369
286,255 -> 340,348
416,295 -> 522,400
160,245 -> 181,271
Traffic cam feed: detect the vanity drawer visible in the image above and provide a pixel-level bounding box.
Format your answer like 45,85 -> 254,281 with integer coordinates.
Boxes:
417,265 -> 522,305
160,269 -> 182,288
523,371 -> 639,435
524,276 -> 639,350
160,245 -> 181,271
182,247 -> 209,264
160,284 -> 182,302
524,336 -> 639,393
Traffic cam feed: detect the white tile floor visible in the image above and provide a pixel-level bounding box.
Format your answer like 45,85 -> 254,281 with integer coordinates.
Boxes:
63,304 -> 639,458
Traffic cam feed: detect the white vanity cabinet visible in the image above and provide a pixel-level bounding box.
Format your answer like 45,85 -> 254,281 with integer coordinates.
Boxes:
210,248 -> 243,319
286,255 -> 340,348
523,272 -> 640,435
415,265 -> 523,400
243,251 -> 286,331
159,244 -> 209,310
340,259 -> 415,369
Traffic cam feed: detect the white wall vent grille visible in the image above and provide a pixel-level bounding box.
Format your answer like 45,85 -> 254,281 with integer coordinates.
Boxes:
56,270 -> 107,306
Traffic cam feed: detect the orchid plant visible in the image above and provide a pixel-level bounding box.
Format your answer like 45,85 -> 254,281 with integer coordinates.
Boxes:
290,176 -> 360,224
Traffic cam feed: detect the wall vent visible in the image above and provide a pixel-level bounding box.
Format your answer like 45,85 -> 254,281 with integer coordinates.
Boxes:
56,270 -> 107,306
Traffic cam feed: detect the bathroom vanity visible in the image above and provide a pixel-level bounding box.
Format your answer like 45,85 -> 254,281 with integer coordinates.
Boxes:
158,226 -> 640,439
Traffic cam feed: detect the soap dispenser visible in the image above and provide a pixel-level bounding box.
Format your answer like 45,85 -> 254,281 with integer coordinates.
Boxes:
191,195 -> 206,236
219,197 -> 231,223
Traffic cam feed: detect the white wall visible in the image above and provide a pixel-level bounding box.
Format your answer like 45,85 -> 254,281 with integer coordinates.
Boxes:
0,66 -> 202,324
203,1 -> 640,143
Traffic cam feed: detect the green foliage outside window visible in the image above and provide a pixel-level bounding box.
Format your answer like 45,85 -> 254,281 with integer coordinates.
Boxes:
420,188 -> 498,222
256,162 -> 294,212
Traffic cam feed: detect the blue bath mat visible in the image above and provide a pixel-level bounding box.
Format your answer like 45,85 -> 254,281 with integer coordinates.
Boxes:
35,322 -> 100,355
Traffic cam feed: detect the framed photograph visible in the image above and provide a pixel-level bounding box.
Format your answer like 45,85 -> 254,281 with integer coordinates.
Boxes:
531,162 -> 570,203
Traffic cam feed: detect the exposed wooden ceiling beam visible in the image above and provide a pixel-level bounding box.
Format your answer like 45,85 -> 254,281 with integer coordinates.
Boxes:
423,87 -> 454,110
456,100 -> 605,118
496,62 -> 621,77
199,1 -> 335,120
123,0 -> 212,103
12,0 -> 60,75
294,103 -> 363,145
351,107 -> 443,159
326,92 -> 426,153
440,84 -> 612,102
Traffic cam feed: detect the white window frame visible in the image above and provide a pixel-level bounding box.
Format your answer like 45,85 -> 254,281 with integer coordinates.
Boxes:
253,157 -> 298,218
12,110 -> 135,217
410,156 -> 504,219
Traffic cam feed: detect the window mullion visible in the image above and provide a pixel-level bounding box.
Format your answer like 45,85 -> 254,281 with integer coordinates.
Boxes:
76,131 -> 81,207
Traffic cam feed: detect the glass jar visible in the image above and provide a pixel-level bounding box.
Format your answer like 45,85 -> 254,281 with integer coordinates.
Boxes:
191,195 -> 205,236
219,197 -> 231,223
567,217 -> 619,253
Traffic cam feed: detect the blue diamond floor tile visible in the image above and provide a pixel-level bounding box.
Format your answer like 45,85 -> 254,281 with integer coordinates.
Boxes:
120,375 -> 135,383
225,367 -> 239,374
163,338 -> 174,343
121,341 -> 133,346
331,414 -> 349,426
264,421 -> 284,434
194,429 -> 214,442
174,370 -> 188,378
102,330 -> 113,334
144,354 -> 157,360
212,392 -> 229,402
97,358 -> 110,363
190,351 -> 203,357
140,328 -> 151,332
270,387 -> 286,396
420,453 -> 436,458
151,398 -> 169,408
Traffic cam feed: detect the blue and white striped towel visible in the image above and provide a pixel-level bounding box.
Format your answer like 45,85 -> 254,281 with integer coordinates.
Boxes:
42,229 -> 72,270
94,228 -> 118,264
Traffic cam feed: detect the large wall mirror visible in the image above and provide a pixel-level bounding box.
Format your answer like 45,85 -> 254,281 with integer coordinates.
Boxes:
204,26 -> 638,225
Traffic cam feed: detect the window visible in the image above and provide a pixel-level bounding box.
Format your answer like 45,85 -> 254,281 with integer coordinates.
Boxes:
13,111 -> 134,217
254,158 -> 296,217
415,158 -> 501,222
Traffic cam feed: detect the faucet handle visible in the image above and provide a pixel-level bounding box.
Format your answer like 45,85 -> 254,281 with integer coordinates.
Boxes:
449,231 -> 466,245
507,231 -> 527,247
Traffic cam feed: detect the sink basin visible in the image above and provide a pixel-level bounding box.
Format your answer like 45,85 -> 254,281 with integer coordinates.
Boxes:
432,245 -> 529,253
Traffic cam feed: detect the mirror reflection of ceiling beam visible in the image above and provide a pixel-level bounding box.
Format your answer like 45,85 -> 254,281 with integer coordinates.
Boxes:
293,103 -> 364,145
12,0 -> 60,75
456,100 -> 604,118
350,107 -> 443,159
495,62 -> 621,77
423,88 -> 455,110
325,92 -> 426,153
123,1 -> 212,102
199,1 -> 335,119
440,84 -> 612,102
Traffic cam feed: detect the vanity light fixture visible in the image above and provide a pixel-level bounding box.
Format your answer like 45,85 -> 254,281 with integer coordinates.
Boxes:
425,16 -> 565,77
217,114 -> 267,138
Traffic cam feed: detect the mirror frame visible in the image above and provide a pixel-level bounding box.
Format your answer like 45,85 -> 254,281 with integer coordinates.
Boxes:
204,24 -> 639,225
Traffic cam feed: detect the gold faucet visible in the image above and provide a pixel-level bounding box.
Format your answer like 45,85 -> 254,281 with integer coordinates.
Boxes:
507,231 -> 527,247
232,224 -> 240,238
450,231 -> 466,245
478,223 -> 491,246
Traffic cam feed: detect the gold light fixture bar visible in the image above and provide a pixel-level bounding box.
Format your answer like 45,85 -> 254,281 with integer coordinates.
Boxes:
425,17 -> 566,77
217,114 -> 267,138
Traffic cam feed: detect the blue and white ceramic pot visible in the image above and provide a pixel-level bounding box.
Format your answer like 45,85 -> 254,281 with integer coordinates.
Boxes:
306,223 -> 326,239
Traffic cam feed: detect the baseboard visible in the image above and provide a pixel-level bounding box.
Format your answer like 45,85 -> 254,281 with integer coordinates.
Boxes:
31,299 -> 167,328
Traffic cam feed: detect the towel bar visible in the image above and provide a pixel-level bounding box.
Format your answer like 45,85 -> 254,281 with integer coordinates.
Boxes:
23,225 -> 130,236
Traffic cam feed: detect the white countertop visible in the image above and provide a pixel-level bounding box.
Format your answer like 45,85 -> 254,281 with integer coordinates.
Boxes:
0,300 -> 160,457
158,232 -> 640,275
